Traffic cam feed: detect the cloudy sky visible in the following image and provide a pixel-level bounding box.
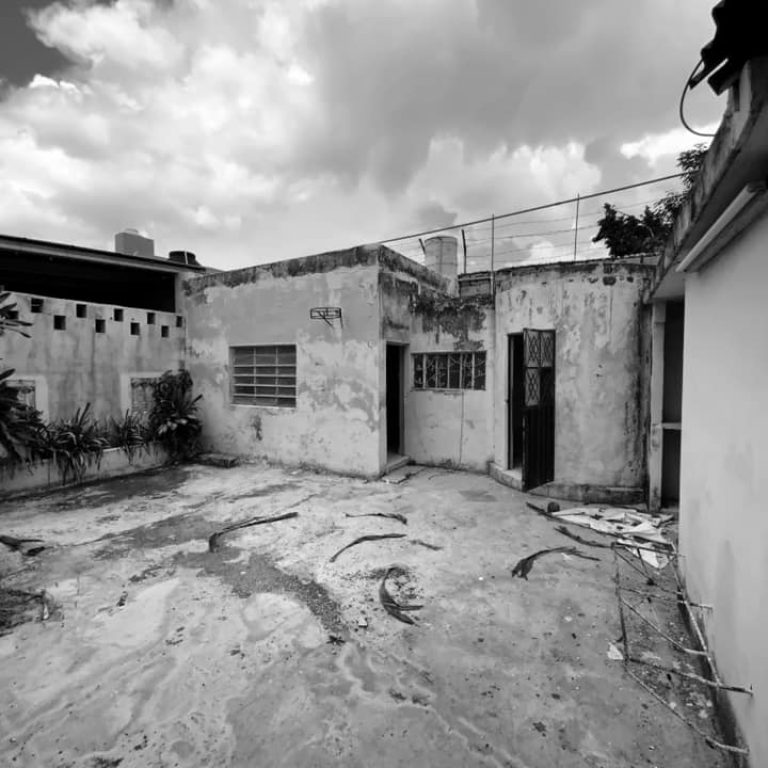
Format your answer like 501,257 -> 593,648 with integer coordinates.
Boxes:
0,0 -> 724,270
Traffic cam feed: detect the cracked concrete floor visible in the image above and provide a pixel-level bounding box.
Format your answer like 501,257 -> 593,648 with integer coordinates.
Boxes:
0,464 -> 731,768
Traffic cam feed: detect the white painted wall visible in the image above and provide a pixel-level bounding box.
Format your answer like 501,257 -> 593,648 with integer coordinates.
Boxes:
493,262 -> 651,491
679,209 -> 768,764
1,292 -> 184,422
184,260 -> 382,477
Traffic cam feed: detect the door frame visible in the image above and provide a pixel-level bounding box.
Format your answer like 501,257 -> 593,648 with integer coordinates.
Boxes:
385,343 -> 406,456
521,328 -> 556,490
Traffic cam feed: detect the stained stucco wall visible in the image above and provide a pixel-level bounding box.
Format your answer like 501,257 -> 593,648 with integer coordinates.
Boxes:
679,210 -> 768,764
1,292 -> 184,422
184,252 -> 382,477
493,262 -> 652,491
380,271 -> 495,472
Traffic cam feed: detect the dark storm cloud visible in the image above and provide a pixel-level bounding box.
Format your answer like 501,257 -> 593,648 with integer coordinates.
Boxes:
295,0 -> 721,193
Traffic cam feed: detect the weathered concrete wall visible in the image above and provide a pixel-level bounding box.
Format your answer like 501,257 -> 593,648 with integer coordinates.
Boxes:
184,248 -> 382,477
0,445 -> 168,500
679,209 -> 768,764
380,269 -> 495,472
1,292 -> 184,422
493,261 -> 652,492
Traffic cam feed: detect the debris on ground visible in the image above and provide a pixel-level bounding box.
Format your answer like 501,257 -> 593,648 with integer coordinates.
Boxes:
410,539 -> 443,551
554,525 -> 612,549
511,546 -> 600,580
0,534 -> 46,557
344,512 -> 407,525
607,642 -> 624,661
0,587 -> 54,634
196,453 -> 241,468
528,501 -> 674,567
328,533 -> 406,563
116,591 -> 128,607
551,506 -> 672,545
379,567 -> 423,625
208,510 -> 299,552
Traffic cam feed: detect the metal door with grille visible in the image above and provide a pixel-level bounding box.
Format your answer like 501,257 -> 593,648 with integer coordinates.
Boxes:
522,328 -> 555,490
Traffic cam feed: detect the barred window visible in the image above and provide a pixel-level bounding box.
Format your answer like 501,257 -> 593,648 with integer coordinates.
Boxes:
9,380 -> 36,409
231,345 -> 297,407
412,352 -> 486,390
130,377 -> 158,419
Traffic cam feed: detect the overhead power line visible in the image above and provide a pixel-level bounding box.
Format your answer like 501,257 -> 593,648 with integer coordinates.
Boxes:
379,172 -> 686,245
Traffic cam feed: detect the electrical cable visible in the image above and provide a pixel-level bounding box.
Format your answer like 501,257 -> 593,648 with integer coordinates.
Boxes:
679,59 -> 717,138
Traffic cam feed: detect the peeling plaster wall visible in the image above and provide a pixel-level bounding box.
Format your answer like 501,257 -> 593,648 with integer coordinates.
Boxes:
380,271 -> 495,471
679,210 -> 768,765
1,292 -> 184,422
494,262 -> 652,490
184,258 -> 382,477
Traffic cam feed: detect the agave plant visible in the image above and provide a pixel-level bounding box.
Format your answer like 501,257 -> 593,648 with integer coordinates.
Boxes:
109,410 -> 150,463
44,404 -> 109,484
148,370 -> 202,462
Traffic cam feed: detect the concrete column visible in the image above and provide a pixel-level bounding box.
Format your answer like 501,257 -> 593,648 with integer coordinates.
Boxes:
648,301 -> 666,511
424,236 -> 458,295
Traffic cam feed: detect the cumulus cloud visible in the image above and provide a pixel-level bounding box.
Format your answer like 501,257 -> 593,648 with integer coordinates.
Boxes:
0,0 -> 725,268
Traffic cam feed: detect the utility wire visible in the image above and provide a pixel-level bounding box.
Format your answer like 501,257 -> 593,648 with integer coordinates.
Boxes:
679,59 -> 717,138
380,173 -> 686,245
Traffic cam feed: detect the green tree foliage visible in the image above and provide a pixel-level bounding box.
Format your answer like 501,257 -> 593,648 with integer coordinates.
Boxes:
593,145 -> 707,257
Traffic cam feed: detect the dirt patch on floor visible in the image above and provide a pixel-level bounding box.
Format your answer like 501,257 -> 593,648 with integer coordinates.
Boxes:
175,545 -> 347,636
92,513 -> 213,559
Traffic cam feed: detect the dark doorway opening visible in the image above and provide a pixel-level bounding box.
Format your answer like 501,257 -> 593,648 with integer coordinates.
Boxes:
386,345 -> 403,456
662,300 -> 684,507
508,334 -> 524,469
521,328 -> 556,490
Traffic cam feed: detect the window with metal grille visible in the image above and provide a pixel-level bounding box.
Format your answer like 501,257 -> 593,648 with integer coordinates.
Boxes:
231,345 -> 297,407
412,351 -> 486,390
130,378 -> 158,419
8,380 -> 36,409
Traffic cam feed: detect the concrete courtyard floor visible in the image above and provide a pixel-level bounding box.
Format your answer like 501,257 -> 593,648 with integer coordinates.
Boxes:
0,463 -> 731,768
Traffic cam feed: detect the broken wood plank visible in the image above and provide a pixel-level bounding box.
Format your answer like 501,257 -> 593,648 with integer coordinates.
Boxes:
344,512 -> 407,525
511,546 -> 600,580
328,533 -> 406,563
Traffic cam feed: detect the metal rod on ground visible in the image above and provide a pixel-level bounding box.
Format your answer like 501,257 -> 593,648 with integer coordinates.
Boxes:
613,549 -> 630,661
461,229 -> 467,274
669,545 -> 725,687
627,655 -> 752,695
573,194 -> 580,261
624,667 -> 749,756
620,597 -> 707,656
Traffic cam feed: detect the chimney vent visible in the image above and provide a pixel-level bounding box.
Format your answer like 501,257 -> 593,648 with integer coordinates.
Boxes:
168,250 -> 199,266
424,236 -> 458,294
115,229 -> 155,258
